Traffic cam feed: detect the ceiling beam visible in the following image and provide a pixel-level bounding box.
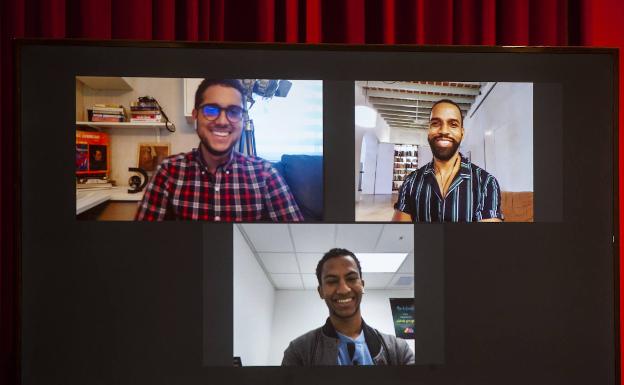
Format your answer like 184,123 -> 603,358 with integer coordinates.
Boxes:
366,89 -> 475,104
368,96 -> 472,109
363,81 -> 481,96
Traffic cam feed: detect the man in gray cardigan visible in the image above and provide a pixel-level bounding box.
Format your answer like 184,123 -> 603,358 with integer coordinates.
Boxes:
281,248 -> 415,366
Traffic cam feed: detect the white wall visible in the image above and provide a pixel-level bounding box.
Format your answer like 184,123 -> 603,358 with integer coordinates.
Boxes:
354,82 -> 392,199
360,132 -> 379,194
233,226 -> 276,366
373,142 -> 395,195
267,289 -> 415,366
462,82 -> 534,192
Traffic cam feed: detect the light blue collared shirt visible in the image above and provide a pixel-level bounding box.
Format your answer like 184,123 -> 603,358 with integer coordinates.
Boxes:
336,330 -> 374,366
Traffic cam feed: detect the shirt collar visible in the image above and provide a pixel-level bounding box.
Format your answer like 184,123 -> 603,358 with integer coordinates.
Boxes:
193,146 -> 237,172
321,317 -> 383,358
424,152 -> 471,179
337,329 -> 366,344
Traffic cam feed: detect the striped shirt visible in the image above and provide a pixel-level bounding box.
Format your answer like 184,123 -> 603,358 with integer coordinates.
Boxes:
394,154 -> 504,222
135,148 -> 303,222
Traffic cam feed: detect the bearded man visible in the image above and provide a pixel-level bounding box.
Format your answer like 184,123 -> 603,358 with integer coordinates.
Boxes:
136,79 -> 302,221
392,99 -> 503,222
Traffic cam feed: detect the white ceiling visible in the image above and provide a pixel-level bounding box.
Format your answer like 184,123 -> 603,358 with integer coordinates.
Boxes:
237,223 -> 414,291
358,81 -> 484,130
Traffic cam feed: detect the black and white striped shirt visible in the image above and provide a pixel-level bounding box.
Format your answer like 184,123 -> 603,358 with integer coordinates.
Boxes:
394,154 -> 504,222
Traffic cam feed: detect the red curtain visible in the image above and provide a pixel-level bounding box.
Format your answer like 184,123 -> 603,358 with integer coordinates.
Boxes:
1,0 -> 624,383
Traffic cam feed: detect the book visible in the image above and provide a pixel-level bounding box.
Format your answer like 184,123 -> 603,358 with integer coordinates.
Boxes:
130,117 -> 162,123
130,106 -> 160,112
130,114 -> 161,119
92,106 -> 125,114
91,114 -> 124,122
130,109 -> 160,115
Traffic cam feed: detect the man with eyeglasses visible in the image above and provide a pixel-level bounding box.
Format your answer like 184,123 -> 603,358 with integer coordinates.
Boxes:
281,248 -> 415,366
136,79 -> 303,221
392,99 -> 503,223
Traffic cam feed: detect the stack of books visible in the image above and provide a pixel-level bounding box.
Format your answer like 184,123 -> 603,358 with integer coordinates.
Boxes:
130,100 -> 162,123
89,104 -> 126,122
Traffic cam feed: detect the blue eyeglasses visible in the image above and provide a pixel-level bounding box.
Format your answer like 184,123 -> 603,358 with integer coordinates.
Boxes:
199,103 -> 244,123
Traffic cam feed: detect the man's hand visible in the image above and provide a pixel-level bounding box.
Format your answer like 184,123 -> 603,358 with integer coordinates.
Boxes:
392,210 -> 412,222
479,218 -> 502,222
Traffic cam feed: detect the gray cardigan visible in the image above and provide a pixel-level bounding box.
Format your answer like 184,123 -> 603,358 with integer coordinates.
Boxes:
281,318 -> 415,366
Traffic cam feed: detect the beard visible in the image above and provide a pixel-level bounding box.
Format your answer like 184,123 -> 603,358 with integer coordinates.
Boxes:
196,121 -> 238,157
200,140 -> 232,157
428,135 -> 460,161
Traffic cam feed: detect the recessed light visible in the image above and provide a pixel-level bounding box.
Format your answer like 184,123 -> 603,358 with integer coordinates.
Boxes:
355,253 -> 408,273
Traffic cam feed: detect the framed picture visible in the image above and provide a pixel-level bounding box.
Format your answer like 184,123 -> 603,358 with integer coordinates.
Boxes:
137,142 -> 170,172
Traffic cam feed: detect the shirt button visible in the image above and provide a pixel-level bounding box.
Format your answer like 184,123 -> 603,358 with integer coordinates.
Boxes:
225,170 -> 230,175
215,187 -> 220,192
201,171 -> 205,175
215,216 -> 221,221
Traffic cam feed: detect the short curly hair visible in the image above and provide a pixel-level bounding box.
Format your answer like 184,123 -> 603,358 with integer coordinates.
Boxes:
316,248 -> 362,285
430,98 -> 464,126
194,79 -> 246,109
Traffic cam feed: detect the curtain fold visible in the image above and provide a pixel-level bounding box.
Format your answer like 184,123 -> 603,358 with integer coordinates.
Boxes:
497,0 -> 529,45
480,0 -> 497,45
382,0 -> 395,44
306,0 -> 322,43
258,0 -> 276,42
153,0 -> 175,40
285,0 -> 298,43
112,0 -> 152,39
70,0 -> 112,38
454,0 -> 478,45
345,0 -> 365,44
2,1 -> 624,384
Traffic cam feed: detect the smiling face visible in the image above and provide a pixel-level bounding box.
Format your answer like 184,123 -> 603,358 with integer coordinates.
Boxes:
317,255 -> 365,320
427,102 -> 464,161
192,84 -> 244,158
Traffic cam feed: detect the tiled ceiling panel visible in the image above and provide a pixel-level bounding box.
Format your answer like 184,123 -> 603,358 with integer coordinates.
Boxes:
271,274 -> 303,289
376,224 -> 414,252
290,224 -> 336,252
236,224 -> 417,290
240,224 -> 293,252
297,252 -> 322,275
258,253 -> 299,274
362,272 -> 395,289
398,252 -> 414,273
335,224 -> 383,251
302,274 -> 319,290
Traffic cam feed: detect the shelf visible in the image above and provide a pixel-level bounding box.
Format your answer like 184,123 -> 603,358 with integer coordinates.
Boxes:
76,76 -> 133,90
76,186 -> 142,215
76,121 -> 167,129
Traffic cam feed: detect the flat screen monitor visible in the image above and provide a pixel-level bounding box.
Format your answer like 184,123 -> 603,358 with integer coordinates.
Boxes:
17,41 -> 618,385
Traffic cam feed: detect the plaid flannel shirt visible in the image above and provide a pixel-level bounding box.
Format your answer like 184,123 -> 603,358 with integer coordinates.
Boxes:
136,149 -> 303,222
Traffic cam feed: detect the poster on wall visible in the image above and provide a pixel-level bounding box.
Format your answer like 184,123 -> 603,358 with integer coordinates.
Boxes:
389,298 -> 415,339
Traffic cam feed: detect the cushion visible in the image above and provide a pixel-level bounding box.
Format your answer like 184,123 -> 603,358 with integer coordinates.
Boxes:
273,155 -> 323,221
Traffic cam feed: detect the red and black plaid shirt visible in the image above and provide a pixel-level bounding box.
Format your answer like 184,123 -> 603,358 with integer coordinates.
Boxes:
135,149 -> 303,221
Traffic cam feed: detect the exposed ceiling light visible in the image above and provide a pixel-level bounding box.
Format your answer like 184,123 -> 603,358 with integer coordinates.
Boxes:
355,253 -> 408,273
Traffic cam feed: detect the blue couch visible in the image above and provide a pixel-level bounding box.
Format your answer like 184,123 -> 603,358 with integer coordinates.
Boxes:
272,155 -> 323,221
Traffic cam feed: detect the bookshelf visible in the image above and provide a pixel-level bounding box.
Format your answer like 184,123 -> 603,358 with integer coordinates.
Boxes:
393,144 -> 418,191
